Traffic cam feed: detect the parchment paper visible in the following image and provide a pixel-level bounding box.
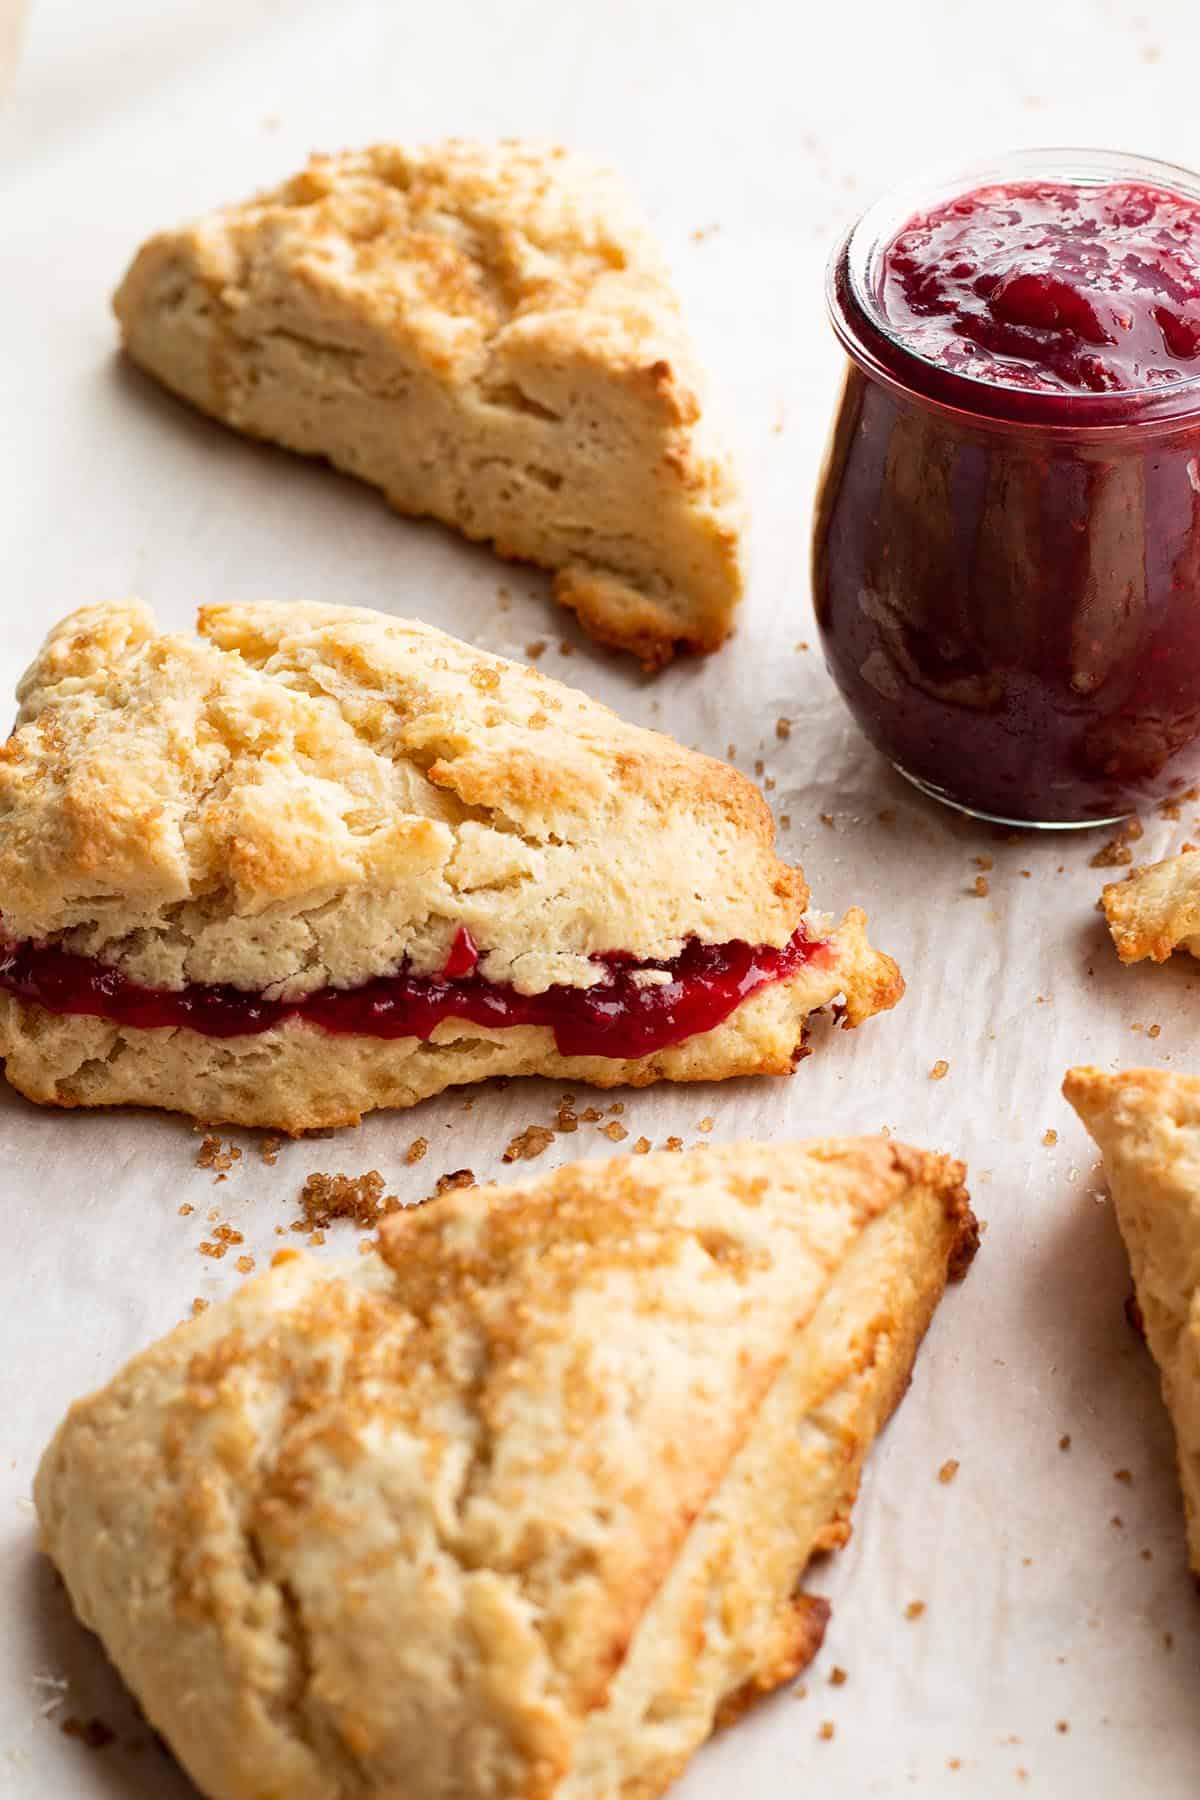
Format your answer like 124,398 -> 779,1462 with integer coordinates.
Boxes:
3,1 -> 1200,1792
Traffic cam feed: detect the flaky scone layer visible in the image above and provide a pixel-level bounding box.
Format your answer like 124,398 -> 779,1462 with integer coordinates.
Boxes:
0,908 -> 897,1131
36,1140 -> 975,1800
1064,1064 -> 1200,1572
113,141 -> 745,665
0,598 -> 820,993
1102,848 -> 1200,964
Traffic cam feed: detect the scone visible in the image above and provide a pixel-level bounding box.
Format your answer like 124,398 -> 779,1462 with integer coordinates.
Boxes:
113,141 -> 744,667
1101,847 -> 1200,964
0,599 -> 902,1132
35,1137 -> 976,1800
1064,1064 -> 1200,1570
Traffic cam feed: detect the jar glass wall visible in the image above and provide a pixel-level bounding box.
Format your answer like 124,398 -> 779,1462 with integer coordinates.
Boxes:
813,149 -> 1200,828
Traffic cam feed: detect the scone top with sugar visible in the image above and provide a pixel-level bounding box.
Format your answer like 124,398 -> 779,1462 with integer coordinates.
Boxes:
2,598 -> 836,999
114,141 -> 745,666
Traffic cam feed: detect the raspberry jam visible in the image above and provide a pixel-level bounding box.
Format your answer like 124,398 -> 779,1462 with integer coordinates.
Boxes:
0,928 -> 825,1060
883,180 -> 1200,394
814,150 -> 1200,827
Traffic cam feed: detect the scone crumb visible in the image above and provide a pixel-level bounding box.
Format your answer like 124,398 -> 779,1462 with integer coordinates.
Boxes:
697,1115 -> 714,1132
1059,1434 -> 1071,1451
878,807 -> 896,825
502,1125 -> 556,1162
1164,1631 -> 1175,1650
905,1601 -> 926,1620
404,1137 -> 429,1165
1148,1023 -> 1162,1038
830,1667 -> 848,1686
1056,1721 -> 1069,1734
431,1169 -> 476,1199
974,874 -> 990,897
820,812 -> 834,827
609,1101 -> 625,1114
235,1255 -> 255,1274
580,1106 -> 603,1123
633,1136 -> 652,1154
1113,1468 -> 1133,1484
178,1203 -> 194,1217
938,1458 -> 960,1484
775,717 -> 792,740
60,1717 -> 114,1750
196,1134 -> 242,1173
600,1121 -> 628,1142
818,1721 -> 835,1742
975,854 -> 994,870
1160,797 -> 1182,820
556,1096 -> 579,1133
664,1136 -> 684,1151
780,813 -> 792,829
298,1171 -> 400,1230
191,1297 -> 208,1315
525,640 -> 547,660
259,1136 -> 282,1166
930,1060 -> 950,1080
1043,1129 -> 1058,1146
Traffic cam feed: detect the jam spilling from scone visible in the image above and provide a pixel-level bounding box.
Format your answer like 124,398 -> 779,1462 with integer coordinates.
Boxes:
0,926 -> 827,1060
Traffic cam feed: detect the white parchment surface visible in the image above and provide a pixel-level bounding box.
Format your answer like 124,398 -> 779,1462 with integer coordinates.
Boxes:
3,1 -> 1200,1793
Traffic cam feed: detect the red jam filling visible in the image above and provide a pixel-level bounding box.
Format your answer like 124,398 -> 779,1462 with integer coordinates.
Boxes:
882,180 -> 1200,394
0,927 -> 825,1061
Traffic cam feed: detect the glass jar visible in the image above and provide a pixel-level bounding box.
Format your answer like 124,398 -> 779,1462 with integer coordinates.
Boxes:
813,149 -> 1200,828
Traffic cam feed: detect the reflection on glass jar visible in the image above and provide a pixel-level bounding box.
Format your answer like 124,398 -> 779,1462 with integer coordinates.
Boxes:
813,149 -> 1200,827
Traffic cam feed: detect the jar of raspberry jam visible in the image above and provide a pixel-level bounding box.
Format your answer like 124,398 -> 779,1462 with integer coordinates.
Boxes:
813,149 -> 1200,827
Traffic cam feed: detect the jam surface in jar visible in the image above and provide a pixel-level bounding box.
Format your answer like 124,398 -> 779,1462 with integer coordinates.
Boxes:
883,180 -> 1200,395
815,154 -> 1200,827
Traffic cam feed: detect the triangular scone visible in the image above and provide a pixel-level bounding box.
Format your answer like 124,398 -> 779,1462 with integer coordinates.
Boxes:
35,1139 -> 976,1800
1064,1065 -> 1200,1569
0,600 -> 902,1131
113,141 -> 745,668
1102,848 -> 1200,963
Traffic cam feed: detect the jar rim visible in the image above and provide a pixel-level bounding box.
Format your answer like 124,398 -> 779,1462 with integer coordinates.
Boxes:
829,146 -> 1200,430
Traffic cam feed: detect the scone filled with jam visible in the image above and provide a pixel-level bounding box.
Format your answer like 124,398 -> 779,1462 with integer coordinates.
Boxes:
0,601 -> 901,1131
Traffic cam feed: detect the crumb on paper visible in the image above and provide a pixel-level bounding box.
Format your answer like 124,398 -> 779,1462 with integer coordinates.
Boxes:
1090,817 -> 1143,867
830,1666 -> 847,1686
775,717 -> 792,741
819,812 -> 834,828
794,1683 -> 808,1700
1043,1129 -> 1058,1146
558,639 -> 573,657
818,1722 -> 835,1742
975,854 -> 994,870
405,1136 -> 429,1165
196,1134 -> 242,1174
259,1136 -> 281,1166
1111,1515 -> 1123,1528
1160,798 -> 1182,819
754,758 -> 765,776
600,1121 -> 628,1142
878,807 -> 896,825
664,1136 -> 684,1152
1149,1023 -> 1162,1039
1114,1468 -> 1133,1484
938,1458 -> 960,1485
1140,1547 -> 1153,1562
698,1116 -> 714,1133
1164,1631 -> 1175,1650
431,1169 -> 476,1199
178,1202 -> 194,1217
795,640 -> 809,651
974,874 -> 990,897
905,1600 -> 925,1621
502,1125 -> 556,1163
580,1105 -> 603,1123
930,1060 -> 950,1081
235,1254 -> 255,1275
60,1716 -> 115,1750
525,640 -> 547,660
726,742 -> 737,759
633,1136 -> 652,1154
298,1171 -> 400,1231
780,813 -> 791,829
1056,1720 -> 1069,1734
191,1297 -> 208,1316
948,1759 -> 962,1772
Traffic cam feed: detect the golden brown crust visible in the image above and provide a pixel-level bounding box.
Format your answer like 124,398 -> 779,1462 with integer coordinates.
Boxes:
36,1138 -> 973,1800
112,142 -> 745,665
1064,1064 -> 1200,1572
0,908 -> 902,1131
0,601 -> 902,1128
1101,848 -> 1200,963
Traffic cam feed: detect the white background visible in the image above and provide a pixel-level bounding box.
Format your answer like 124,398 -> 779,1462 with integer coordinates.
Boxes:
3,0 -> 1200,1794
